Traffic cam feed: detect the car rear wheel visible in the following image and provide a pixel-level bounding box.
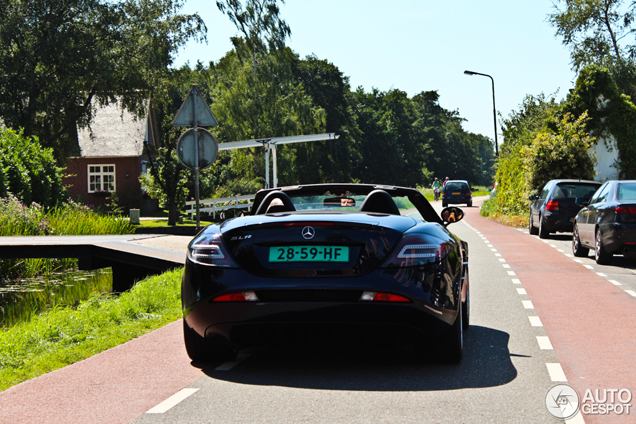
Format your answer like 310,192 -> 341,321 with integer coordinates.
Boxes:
462,282 -> 470,330
467,201 -> 472,207
538,215 -> 550,239
572,224 -> 589,257
436,301 -> 463,364
529,213 -> 539,235
595,229 -> 612,265
442,201 -> 447,207
183,320 -> 238,362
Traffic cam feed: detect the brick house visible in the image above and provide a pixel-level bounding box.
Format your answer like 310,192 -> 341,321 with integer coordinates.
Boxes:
63,100 -> 161,214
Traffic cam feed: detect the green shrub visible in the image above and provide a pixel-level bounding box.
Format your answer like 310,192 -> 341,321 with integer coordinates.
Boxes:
0,127 -> 66,207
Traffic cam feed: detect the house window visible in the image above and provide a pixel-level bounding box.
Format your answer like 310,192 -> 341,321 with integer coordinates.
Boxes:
88,164 -> 116,193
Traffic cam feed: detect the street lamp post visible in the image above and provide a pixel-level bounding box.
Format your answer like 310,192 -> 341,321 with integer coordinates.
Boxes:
464,70 -> 498,156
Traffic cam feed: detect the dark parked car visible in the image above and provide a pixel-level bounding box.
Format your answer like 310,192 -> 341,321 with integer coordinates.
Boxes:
529,179 -> 602,239
442,180 -> 472,207
572,180 -> 636,264
182,183 -> 469,364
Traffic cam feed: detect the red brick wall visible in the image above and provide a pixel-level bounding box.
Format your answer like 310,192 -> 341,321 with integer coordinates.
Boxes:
63,156 -> 156,213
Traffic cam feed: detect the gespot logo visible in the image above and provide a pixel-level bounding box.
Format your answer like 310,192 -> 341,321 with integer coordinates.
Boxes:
545,384 -> 633,419
545,384 -> 580,420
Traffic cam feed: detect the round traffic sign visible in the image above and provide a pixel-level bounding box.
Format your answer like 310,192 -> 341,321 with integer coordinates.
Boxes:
176,128 -> 218,170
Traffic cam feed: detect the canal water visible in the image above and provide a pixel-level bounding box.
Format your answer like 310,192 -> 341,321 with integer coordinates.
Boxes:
0,268 -> 113,327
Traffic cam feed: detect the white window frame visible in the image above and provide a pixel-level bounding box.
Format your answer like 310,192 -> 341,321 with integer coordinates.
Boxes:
87,164 -> 116,193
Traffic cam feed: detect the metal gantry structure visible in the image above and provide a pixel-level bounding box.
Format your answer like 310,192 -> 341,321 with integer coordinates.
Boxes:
218,133 -> 340,188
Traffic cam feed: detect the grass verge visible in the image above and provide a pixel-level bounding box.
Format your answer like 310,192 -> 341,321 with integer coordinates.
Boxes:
0,268 -> 183,392
479,198 -> 527,228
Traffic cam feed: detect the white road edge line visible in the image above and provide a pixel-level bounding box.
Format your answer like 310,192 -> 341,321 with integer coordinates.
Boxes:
536,336 -> 553,350
609,280 -> 622,286
516,288 -> 527,295
583,265 -> 594,270
215,353 -> 251,371
625,290 -> 636,297
529,316 -> 543,327
565,411 -> 586,424
511,279 -> 521,285
146,388 -> 199,414
522,300 -> 534,309
546,363 -> 568,382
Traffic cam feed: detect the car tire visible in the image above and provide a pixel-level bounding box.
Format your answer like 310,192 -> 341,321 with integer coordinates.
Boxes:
595,228 -> 612,265
572,224 -> 589,257
462,278 -> 470,330
467,201 -> 472,207
529,213 -> 539,235
442,201 -> 447,207
436,300 -> 463,364
538,215 -> 550,239
183,320 -> 238,362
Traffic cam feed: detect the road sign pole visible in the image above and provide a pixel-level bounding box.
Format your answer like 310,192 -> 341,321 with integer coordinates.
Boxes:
193,87 -> 201,229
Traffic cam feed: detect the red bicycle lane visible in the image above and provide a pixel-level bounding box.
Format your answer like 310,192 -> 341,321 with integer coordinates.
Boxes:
462,201 -> 636,423
0,320 -> 203,424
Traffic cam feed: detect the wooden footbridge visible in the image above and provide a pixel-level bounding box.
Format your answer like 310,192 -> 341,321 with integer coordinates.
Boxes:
0,235 -> 189,292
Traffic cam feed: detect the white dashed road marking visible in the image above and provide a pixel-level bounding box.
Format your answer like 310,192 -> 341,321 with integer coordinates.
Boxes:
146,388 -> 199,414
528,316 -> 543,327
536,336 -> 553,350
546,363 -> 568,382
214,353 -> 250,371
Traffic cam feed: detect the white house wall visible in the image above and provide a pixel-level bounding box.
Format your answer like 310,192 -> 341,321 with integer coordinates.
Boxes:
592,135 -> 619,181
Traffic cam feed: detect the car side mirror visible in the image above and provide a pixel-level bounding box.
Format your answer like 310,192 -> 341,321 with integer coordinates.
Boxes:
529,194 -> 538,201
441,206 -> 464,226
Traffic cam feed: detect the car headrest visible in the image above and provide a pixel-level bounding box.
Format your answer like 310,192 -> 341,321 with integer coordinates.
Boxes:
255,190 -> 296,215
359,189 -> 400,215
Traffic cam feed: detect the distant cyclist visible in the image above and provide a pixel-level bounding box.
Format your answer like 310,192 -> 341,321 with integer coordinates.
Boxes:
431,177 -> 441,201
443,177 -> 449,187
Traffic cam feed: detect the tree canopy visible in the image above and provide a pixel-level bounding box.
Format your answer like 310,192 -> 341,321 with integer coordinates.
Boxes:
0,0 -> 205,161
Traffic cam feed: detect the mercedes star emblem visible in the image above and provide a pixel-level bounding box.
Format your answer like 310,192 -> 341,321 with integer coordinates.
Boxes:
301,226 -> 315,240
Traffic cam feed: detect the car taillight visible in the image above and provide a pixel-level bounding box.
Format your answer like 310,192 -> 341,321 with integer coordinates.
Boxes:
545,200 -> 559,211
213,291 -> 259,301
616,206 -> 636,214
616,206 -> 636,223
360,291 -> 411,302
188,234 -> 238,267
382,234 -> 446,268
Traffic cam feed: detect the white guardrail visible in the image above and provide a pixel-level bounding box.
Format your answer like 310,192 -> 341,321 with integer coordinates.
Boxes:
185,194 -> 256,219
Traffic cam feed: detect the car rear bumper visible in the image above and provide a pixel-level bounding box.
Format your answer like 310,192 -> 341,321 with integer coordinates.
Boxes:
182,260 -> 462,348
443,196 -> 471,204
602,223 -> 636,255
542,211 -> 575,232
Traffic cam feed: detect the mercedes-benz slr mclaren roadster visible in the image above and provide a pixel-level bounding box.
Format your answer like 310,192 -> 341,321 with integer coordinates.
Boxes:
182,184 -> 469,363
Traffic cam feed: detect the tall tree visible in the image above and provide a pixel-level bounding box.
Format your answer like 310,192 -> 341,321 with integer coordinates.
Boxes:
216,0 -> 291,138
290,54 -> 358,183
0,0 -> 205,161
549,0 -> 634,70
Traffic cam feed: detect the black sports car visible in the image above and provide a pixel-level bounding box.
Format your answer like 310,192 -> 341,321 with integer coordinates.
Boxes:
572,180 -> 636,264
182,183 -> 469,363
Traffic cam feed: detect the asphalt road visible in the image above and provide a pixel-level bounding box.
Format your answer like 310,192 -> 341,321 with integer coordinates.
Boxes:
3,197 -> 636,423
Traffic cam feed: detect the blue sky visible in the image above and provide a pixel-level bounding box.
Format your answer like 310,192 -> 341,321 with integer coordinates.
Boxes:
173,0 -> 577,146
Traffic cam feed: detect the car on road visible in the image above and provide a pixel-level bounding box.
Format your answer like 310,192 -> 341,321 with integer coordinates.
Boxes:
442,180 -> 472,207
529,179 -> 601,239
182,183 -> 469,364
572,180 -> 636,264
